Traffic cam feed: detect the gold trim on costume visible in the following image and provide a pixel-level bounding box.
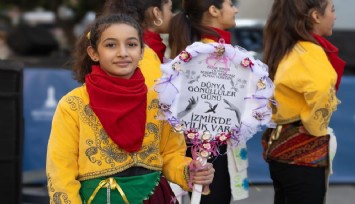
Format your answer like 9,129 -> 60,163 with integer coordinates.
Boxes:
87,177 -> 129,204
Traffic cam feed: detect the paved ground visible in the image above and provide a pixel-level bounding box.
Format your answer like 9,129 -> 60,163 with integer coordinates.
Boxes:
22,183 -> 355,203
180,184 -> 355,204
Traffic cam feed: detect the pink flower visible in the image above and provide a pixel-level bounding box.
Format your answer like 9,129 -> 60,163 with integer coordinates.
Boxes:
187,132 -> 197,139
184,129 -> 199,140
202,142 -> 212,150
200,150 -> 210,158
217,133 -> 228,141
179,51 -> 192,62
241,57 -> 254,68
216,132 -> 231,144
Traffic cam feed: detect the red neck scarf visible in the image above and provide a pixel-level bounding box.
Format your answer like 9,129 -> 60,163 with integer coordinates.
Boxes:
311,33 -> 346,91
201,27 -> 231,44
143,29 -> 166,62
85,66 -> 147,152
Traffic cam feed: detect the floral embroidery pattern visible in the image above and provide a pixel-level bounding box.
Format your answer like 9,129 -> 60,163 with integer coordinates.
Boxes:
47,173 -> 55,193
67,97 -> 127,167
148,99 -> 159,110
85,145 -> 101,165
47,173 -> 71,204
138,142 -> 159,163
314,87 -> 335,131
314,107 -> 330,131
66,96 -> 161,170
53,193 -> 71,204
146,122 -> 159,139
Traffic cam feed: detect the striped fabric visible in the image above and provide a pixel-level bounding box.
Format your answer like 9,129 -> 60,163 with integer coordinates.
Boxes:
262,121 -> 329,167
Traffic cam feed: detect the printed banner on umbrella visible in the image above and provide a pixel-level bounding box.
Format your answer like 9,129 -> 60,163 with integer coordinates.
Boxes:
155,41 -> 275,143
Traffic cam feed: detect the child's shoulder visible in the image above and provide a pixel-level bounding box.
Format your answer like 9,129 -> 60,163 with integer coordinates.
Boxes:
58,85 -> 88,105
64,84 -> 86,96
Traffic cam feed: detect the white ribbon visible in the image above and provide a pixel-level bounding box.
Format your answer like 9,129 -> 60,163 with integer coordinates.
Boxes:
190,157 -> 207,204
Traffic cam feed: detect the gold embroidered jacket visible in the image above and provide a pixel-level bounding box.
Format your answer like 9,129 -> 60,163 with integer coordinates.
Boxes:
46,47 -> 191,204
272,41 -> 339,136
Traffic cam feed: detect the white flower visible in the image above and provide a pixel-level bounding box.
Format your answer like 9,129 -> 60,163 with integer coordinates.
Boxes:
201,131 -> 211,140
200,150 -> 209,158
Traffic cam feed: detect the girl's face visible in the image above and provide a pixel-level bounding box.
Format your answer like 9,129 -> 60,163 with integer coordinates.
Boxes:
88,23 -> 143,79
216,0 -> 239,30
313,0 -> 336,37
157,0 -> 173,33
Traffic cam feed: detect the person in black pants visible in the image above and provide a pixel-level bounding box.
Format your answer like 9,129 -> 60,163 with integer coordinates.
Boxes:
262,0 -> 345,203
270,161 -> 326,204
169,0 -> 249,203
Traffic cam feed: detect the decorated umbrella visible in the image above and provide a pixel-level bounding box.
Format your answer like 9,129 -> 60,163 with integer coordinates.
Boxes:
155,40 -> 275,203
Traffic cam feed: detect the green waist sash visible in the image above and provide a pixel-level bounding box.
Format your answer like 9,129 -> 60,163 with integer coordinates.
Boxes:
80,171 -> 161,204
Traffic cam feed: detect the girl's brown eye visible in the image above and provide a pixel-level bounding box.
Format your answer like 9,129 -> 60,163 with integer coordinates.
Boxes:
128,42 -> 138,47
105,43 -> 116,48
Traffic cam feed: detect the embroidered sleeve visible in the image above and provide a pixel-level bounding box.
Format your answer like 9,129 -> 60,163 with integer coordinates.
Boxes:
301,81 -> 338,136
159,121 -> 192,191
294,49 -> 339,136
46,97 -> 82,203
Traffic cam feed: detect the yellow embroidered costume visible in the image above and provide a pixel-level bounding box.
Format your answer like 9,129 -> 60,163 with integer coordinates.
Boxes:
46,47 -> 191,203
272,41 -> 339,136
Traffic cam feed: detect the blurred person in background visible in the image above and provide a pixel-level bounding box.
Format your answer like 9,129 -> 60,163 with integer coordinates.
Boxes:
169,1 -> 250,204
262,0 -> 345,203
46,13 -> 214,203
0,6 -> 17,59
0,30 -> 13,60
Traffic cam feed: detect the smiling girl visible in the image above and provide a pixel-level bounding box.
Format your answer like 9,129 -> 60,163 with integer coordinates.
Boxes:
46,14 -> 214,204
100,0 -> 173,63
